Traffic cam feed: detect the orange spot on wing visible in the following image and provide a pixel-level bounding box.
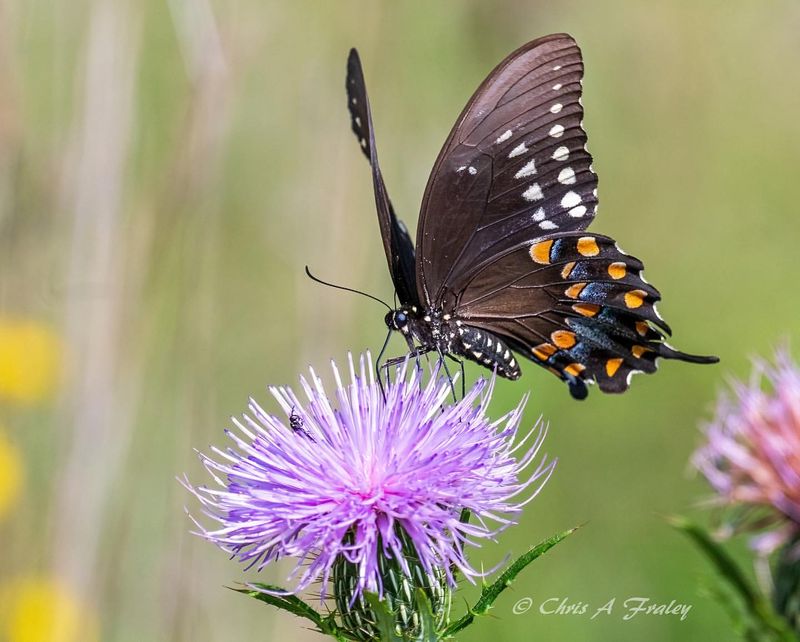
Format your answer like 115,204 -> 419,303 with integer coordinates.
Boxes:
577,236 -> 600,257
531,343 -> 557,360
607,262 -> 626,280
560,261 -> 576,279
529,240 -> 554,264
631,345 -> 650,359
635,321 -> 650,336
624,289 -> 647,309
551,330 -> 577,349
605,357 -> 623,377
564,363 -> 585,377
565,283 -> 586,299
572,303 -> 600,317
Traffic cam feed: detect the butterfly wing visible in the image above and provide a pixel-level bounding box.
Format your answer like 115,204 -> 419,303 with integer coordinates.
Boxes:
456,232 -> 717,396
413,33 -> 717,395
347,49 -> 419,307
416,34 -> 597,308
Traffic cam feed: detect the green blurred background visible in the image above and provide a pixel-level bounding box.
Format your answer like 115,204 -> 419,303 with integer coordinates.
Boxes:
1,0 -> 799,640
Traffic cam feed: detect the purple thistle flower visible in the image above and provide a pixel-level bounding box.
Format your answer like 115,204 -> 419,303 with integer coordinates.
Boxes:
693,350 -> 800,554
183,353 -> 555,600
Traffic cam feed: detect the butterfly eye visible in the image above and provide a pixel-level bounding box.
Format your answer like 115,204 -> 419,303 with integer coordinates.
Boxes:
385,311 -> 409,330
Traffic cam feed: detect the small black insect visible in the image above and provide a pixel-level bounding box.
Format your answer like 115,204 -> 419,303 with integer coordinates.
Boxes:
289,407 -> 314,440
344,33 -> 718,399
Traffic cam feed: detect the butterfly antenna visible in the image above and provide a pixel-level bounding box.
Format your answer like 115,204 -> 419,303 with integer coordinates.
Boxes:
304,266 -> 392,311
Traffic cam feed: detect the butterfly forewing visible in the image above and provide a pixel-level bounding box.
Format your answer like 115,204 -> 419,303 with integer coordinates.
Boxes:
416,34 -> 598,307
346,50 -> 419,307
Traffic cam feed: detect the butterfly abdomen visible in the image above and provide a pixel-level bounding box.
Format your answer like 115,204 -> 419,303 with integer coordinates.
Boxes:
455,325 -> 521,380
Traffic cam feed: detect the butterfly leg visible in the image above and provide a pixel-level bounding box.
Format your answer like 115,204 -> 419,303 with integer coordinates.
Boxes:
436,348 -> 459,402
378,345 -> 435,398
445,354 -> 466,398
381,346 -> 435,373
375,328 -> 395,399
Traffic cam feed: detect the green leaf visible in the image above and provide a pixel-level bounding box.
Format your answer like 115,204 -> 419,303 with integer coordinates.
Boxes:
669,517 -> 796,641
442,525 -> 579,638
772,537 -> 800,636
414,588 -> 441,642
232,583 -> 352,641
364,593 -> 403,642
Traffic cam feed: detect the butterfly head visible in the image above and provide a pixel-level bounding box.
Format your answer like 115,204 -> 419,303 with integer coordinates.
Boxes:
385,309 -> 411,334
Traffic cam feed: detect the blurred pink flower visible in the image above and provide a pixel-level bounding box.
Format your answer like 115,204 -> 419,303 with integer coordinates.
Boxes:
693,350 -> 800,554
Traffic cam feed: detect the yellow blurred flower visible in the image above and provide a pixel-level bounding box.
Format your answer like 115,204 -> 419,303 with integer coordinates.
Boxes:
0,320 -> 62,404
0,428 -> 23,520
0,578 -> 98,642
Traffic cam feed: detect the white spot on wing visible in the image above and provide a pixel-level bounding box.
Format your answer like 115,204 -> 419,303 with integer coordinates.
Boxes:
553,65 -> 562,71
509,143 -> 528,158
549,124 -> 565,138
550,103 -> 563,114
558,167 -> 576,185
552,83 -> 562,91
532,207 -> 545,222
522,183 -> 544,201
561,191 -> 582,209
539,220 -> 558,230
354,116 -> 361,127
496,129 -> 513,143
514,159 -> 537,179
468,166 -> 477,175
568,205 -> 587,217
552,146 -> 569,161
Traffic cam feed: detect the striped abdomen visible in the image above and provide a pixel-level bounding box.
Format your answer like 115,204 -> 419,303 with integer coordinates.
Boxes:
455,325 -> 521,380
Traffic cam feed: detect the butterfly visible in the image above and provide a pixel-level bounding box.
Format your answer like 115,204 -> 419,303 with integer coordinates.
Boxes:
345,33 -> 718,399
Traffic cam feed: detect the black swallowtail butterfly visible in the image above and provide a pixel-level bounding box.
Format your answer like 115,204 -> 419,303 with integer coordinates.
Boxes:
345,33 -> 718,399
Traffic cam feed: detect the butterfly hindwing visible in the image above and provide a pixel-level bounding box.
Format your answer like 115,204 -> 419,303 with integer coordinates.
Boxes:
416,34 -> 598,306
347,49 -> 419,307
456,232 -> 716,394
